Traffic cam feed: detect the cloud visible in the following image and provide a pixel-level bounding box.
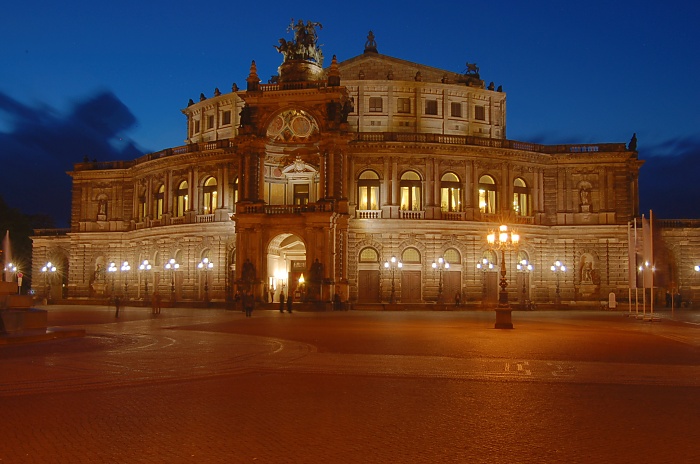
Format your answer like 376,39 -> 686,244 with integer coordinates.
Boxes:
0,91 -> 144,227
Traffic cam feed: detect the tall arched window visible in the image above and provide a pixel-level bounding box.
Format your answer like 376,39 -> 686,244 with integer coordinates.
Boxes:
444,248 -> 461,265
358,170 -> 380,210
203,177 -> 218,214
359,247 -> 379,263
400,171 -> 422,211
513,178 -> 531,217
440,172 -> 462,212
154,185 -> 165,220
175,180 -> 189,217
402,247 -> 421,263
478,175 -> 497,214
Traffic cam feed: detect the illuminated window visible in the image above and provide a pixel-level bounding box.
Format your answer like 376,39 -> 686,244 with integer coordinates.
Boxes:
359,248 -> 379,263
402,248 -> 421,263
478,175 -> 497,214
513,177 -> 531,216
400,171 -> 422,211
440,172 -> 462,212
154,185 -> 165,220
397,98 -> 411,113
293,184 -> 309,205
451,102 -> 462,118
175,181 -> 189,217
425,100 -> 438,115
138,196 -> 146,220
369,97 -> 383,112
358,170 -> 380,210
203,177 -> 218,214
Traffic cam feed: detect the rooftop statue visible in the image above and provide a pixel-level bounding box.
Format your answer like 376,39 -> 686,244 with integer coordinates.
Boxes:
275,19 -> 324,65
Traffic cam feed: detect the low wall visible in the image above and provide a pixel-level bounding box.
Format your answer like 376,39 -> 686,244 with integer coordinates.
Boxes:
0,309 -> 48,334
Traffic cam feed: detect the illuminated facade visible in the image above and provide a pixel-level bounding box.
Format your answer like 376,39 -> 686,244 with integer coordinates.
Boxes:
35,25 -> 696,308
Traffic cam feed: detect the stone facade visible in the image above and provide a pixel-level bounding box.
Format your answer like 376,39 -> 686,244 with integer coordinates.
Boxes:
31,29 -> 700,307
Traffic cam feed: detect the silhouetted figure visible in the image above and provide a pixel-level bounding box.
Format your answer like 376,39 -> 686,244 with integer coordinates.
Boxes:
279,291 -> 286,313
287,292 -> 293,313
114,296 -> 121,318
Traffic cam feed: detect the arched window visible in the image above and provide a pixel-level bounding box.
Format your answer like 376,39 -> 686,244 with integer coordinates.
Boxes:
513,178 -> 531,217
440,172 -> 462,212
478,175 -> 497,214
175,181 -> 189,217
444,248 -> 461,265
358,170 -> 380,210
402,247 -> 421,263
359,247 -> 379,263
154,185 -> 165,220
203,177 -> 218,214
400,171 -> 422,211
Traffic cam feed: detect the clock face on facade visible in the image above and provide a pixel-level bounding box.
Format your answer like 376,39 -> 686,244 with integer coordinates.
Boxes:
266,109 -> 319,142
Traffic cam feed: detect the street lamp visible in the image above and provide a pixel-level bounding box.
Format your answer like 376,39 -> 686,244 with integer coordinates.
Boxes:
517,259 -> 534,310
107,262 -> 117,296
4,262 -> 18,293
165,258 -> 179,301
41,261 -> 57,301
383,256 -> 402,304
120,261 -> 131,296
198,257 -> 214,303
139,260 -> 152,297
550,260 -> 566,304
431,257 -> 450,302
486,224 -> 520,329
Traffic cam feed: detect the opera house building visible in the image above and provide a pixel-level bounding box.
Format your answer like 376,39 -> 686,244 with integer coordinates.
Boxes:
31,23 -> 700,309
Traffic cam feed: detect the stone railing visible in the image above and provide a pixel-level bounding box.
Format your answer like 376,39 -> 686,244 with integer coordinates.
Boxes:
196,214 -> 215,223
356,210 -> 382,219
399,210 -> 425,220
441,211 -> 464,221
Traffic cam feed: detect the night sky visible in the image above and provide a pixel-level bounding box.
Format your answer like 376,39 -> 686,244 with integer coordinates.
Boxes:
1,1 -> 699,227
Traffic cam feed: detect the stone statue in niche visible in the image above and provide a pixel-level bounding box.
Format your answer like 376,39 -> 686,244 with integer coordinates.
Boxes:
579,187 -> 591,213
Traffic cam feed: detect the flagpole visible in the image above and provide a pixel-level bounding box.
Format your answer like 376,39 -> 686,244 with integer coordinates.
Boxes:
628,221 -> 632,316
634,217 -> 639,317
650,210 -> 654,319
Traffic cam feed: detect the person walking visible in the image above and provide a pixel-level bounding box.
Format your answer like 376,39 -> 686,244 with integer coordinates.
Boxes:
114,296 -> 121,318
279,291 -> 285,313
244,291 -> 254,317
286,291 -> 293,313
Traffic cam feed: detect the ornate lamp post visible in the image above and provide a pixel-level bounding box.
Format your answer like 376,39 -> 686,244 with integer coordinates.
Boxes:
431,257 -> 450,302
139,260 -> 152,298
517,259 -> 534,310
198,257 -> 214,303
106,262 -> 118,296
487,224 -> 520,329
5,262 -> 18,293
120,261 -> 131,296
165,258 -> 179,302
41,262 -> 56,301
476,257 -> 494,303
383,256 -> 402,304
551,260 -> 566,305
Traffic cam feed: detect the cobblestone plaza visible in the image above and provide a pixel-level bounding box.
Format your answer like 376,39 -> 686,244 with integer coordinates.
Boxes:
1,306 -> 698,463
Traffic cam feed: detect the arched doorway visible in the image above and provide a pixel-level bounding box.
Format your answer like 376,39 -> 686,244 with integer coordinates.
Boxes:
267,233 -> 306,303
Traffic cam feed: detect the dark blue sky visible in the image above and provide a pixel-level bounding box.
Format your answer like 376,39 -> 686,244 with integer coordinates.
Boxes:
1,1 -> 699,226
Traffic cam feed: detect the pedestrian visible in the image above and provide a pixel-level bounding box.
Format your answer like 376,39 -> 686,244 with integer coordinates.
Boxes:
234,290 -> 241,312
279,291 -> 285,313
455,292 -> 461,306
151,292 -> 158,315
114,296 -> 121,318
333,292 -> 341,311
244,291 -> 254,317
286,291 -> 293,313
154,292 -> 162,315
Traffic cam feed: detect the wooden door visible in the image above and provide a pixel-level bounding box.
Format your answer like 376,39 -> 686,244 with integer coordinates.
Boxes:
401,271 -> 422,303
358,270 -> 380,302
443,271 -> 461,303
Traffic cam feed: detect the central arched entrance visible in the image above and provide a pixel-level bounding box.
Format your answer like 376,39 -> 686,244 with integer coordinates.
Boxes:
267,233 -> 306,303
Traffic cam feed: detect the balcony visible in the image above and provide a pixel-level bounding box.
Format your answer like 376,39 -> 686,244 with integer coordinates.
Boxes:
356,210 -> 382,219
399,210 -> 425,220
